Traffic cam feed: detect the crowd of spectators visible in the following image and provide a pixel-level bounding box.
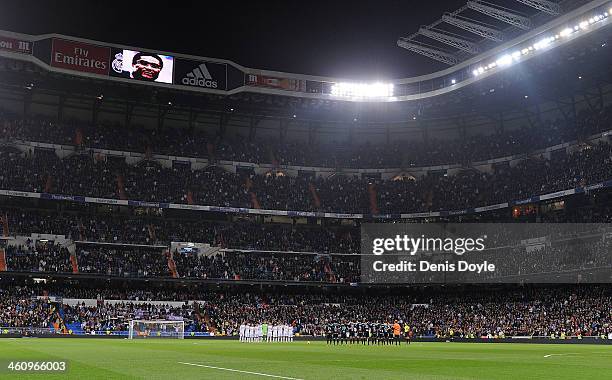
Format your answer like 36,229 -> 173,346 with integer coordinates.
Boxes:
1,106 -> 611,168
173,250 -> 358,283
5,224 -> 612,284
202,286 -> 612,338
5,243 -> 360,283
0,208 -> 359,252
0,284 -> 200,334
1,139 -> 611,214
1,285 -> 610,339
0,288 -> 60,330
62,301 -> 197,334
4,244 -> 72,273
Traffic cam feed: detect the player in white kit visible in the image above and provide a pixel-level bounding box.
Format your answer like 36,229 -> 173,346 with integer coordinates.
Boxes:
239,323 -> 246,342
274,324 -> 280,342
256,324 -> 262,342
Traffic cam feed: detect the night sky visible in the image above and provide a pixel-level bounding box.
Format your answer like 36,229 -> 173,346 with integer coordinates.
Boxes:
0,0 -> 468,79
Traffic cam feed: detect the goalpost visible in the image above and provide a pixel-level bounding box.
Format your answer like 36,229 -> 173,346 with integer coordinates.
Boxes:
128,320 -> 185,339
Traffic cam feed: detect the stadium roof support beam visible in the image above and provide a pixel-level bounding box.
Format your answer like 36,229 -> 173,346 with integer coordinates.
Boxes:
397,39 -> 458,65
308,122 -> 318,145
441,14 -> 504,42
514,0 -> 561,16
279,119 -> 289,142
467,1 -> 532,30
58,94 -> 67,122
125,102 -> 134,127
23,89 -> 32,116
92,97 -> 102,125
157,104 -> 169,130
578,89 -> 603,114
418,28 -> 480,54
188,108 -> 198,133
249,115 -> 263,141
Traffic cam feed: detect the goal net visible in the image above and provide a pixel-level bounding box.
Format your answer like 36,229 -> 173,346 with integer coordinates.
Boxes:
128,320 -> 185,339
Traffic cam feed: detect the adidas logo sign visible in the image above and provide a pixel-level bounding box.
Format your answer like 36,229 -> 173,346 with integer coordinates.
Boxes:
182,63 -> 218,88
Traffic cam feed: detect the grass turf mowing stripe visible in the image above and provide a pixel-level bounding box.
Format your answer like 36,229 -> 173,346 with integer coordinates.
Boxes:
0,339 -> 610,379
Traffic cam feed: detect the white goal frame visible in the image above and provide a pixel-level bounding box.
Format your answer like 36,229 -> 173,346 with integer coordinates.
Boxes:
128,320 -> 185,339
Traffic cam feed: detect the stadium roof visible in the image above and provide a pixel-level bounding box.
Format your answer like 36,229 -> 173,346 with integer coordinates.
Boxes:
398,0 -> 591,65
0,0 -> 610,121
0,0 -> 468,79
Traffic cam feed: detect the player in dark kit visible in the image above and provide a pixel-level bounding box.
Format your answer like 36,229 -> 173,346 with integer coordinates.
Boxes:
350,323 -> 358,344
337,323 -> 343,345
332,323 -> 340,345
367,323 -> 374,345
371,323 -> 379,345
340,323 -> 348,345
328,322 -> 405,347
359,322 -> 367,345
378,323 -> 386,345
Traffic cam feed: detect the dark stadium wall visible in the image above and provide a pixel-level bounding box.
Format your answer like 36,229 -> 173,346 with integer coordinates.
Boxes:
62,98 -> 91,122
0,94 -> 21,115
28,93 -> 59,119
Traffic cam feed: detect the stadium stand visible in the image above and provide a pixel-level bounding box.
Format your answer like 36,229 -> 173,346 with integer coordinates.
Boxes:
1,105 -> 610,168
1,284 -> 611,339
1,112 -> 612,214
1,5 -> 612,351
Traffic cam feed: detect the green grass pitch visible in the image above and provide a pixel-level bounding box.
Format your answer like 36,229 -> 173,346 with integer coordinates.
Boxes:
0,339 -> 610,379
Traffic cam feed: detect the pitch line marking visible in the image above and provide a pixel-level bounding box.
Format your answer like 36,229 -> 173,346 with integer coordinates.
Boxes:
543,353 -> 577,358
178,362 -> 304,380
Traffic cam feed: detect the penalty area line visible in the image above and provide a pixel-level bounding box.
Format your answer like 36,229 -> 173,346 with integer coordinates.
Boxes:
178,362 -> 304,380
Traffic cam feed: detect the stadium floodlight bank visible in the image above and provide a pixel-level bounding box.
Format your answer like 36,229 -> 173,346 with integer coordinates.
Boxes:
128,320 -> 185,339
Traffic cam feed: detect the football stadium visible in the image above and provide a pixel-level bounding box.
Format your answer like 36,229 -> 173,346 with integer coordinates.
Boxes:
0,0 -> 612,379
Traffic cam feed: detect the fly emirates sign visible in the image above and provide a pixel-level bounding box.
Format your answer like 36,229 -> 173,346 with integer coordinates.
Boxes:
51,39 -> 110,75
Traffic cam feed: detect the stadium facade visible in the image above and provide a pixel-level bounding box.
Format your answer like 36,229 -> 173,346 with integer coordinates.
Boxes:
0,0 -> 611,346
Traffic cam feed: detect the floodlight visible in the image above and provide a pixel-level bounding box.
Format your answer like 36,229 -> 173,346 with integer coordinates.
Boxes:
496,54 -> 513,67
330,82 -> 394,98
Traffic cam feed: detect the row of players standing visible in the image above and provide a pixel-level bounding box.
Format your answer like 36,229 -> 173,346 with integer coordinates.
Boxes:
239,323 -> 294,342
326,321 -> 412,345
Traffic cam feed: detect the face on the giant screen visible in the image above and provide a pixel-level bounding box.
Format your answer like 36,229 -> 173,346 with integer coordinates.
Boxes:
131,53 -> 163,81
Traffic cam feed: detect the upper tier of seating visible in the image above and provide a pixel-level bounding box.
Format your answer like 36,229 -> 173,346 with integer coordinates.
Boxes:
1,104 -> 610,169
1,139 -> 611,214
